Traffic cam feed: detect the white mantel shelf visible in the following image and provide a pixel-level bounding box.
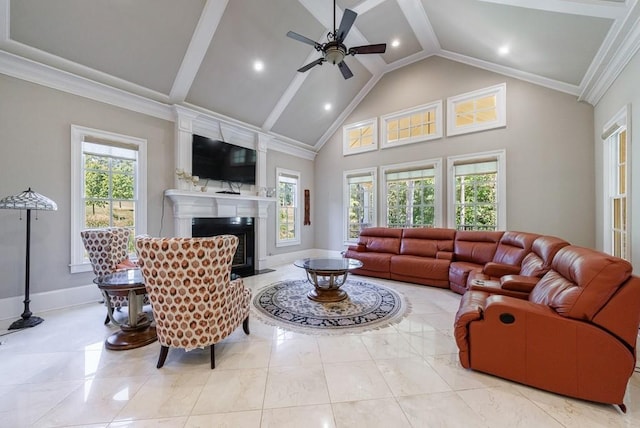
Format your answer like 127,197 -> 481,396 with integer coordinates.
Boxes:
165,189 -> 275,220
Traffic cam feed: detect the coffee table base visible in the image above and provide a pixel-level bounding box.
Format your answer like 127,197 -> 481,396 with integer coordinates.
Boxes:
307,288 -> 348,303
105,326 -> 157,351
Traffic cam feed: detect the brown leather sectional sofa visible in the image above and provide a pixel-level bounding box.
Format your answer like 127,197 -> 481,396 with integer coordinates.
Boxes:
344,226 -> 640,410
344,227 -> 567,294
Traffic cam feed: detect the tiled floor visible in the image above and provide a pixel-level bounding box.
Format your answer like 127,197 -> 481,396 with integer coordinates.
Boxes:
1,263 -> 639,427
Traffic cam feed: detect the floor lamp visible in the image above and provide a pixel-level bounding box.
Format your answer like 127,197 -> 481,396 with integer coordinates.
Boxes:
0,188 -> 57,330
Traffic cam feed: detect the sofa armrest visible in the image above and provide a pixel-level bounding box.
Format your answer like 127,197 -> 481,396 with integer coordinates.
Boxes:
454,291 -> 490,368
500,274 -> 538,293
436,251 -> 453,260
483,262 -> 521,277
347,244 -> 367,252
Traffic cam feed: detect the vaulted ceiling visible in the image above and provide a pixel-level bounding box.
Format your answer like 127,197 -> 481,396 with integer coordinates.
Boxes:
1,0 -> 639,152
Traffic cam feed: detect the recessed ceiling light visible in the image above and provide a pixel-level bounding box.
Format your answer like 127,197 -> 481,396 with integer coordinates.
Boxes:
324,103 -> 332,111
253,60 -> 264,72
498,45 -> 509,56
391,39 -> 400,48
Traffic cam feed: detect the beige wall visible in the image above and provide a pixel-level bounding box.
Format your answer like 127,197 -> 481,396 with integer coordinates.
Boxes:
314,56 -> 595,251
594,49 -> 640,273
0,74 -> 174,300
266,149 -> 315,255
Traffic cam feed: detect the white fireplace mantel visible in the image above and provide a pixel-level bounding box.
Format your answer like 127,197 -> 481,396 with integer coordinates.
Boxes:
165,189 -> 276,271
165,189 -> 275,220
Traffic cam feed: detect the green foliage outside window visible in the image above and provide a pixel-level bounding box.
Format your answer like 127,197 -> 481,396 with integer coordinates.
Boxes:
348,182 -> 374,239
387,177 -> 435,228
455,173 -> 497,230
278,180 -> 296,240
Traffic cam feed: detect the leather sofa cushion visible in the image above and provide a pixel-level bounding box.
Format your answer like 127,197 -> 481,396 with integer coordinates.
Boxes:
520,235 -> 569,277
492,231 -> 539,266
390,255 -> 450,281
358,227 -> 402,254
345,251 -> 393,273
450,261 -> 483,288
454,231 -> 504,264
530,246 -> 633,320
399,228 -> 455,257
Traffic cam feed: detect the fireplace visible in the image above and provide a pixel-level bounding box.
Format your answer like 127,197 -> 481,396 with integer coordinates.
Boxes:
192,217 -> 255,277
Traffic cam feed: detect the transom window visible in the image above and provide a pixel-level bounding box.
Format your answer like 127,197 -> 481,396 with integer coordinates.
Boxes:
381,101 -> 442,148
276,168 -> 301,247
448,151 -> 506,231
343,119 -> 378,155
344,168 -> 377,242
70,125 -> 147,273
381,160 -> 442,228
447,83 -> 506,136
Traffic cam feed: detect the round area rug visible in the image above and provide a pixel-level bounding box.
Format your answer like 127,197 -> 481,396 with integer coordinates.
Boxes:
252,279 -> 410,335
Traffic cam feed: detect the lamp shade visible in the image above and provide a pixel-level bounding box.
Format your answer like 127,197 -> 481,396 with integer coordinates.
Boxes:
0,188 -> 57,211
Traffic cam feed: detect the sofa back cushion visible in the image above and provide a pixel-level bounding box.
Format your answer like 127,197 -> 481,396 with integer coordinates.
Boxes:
454,231 -> 504,264
400,228 -> 455,257
358,227 -> 403,254
520,235 -> 570,277
492,231 -> 539,266
529,246 -> 632,321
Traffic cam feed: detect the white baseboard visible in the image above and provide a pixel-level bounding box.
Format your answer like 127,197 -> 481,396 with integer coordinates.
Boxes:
260,249 -> 342,270
0,284 -> 103,321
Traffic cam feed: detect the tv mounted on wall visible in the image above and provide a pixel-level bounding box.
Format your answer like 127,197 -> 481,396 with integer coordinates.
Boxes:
192,134 -> 256,185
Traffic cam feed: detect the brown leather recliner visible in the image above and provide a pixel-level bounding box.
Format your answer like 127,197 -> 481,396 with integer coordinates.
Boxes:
469,235 -> 569,299
454,245 -> 640,411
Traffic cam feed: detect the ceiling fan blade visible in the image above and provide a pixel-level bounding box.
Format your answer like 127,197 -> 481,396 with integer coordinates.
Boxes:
338,60 -> 353,80
298,58 -> 325,73
349,43 -> 387,55
336,9 -> 357,42
287,31 -> 321,49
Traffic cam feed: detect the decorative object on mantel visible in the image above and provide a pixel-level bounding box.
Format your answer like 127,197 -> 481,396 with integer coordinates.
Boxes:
0,188 -> 57,330
175,168 -> 199,190
304,189 -> 310,225
252,278 -> 409,335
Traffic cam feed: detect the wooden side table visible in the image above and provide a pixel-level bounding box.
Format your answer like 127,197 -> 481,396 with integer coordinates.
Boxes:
94,269 -> 157,350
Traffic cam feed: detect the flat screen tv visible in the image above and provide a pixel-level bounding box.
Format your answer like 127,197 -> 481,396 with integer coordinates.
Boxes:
192,135 -> 256,185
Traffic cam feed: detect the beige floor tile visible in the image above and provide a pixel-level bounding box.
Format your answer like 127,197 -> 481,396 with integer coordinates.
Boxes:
324,360 -> 393,402
424,353 -> 506,391
261,404 -> 336,428
402,329 -> 459,356
191,368 -> 267,414
269,338 -> 321,367
263,365 -> 330,408
184,410 -> 262,428
32,376 -> 148,427
398,392 -> 490,427
108,417 -> 189,427
214,340 -> 272,369
375,357 -> 452,396
317,335 -> 372,363
331,398 -> 412,428
114,375 -> 206,421
360,333 -> 420,359
457,385 -> 565,428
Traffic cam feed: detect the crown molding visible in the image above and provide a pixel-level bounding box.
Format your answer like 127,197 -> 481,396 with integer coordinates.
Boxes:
0,49 -> 174,121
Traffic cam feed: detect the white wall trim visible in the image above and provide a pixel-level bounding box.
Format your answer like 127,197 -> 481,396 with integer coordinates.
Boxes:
0,284 -> 102,321
261,248 -> 341,270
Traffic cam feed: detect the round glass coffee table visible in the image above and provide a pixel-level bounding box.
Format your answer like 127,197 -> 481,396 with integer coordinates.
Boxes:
294,258 -> 363,302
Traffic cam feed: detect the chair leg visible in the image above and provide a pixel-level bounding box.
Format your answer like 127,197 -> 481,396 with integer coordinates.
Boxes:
157,346 -> 169,369
210,344 -> 215,369
104,314 -> 110,325
243,315 -> 250,335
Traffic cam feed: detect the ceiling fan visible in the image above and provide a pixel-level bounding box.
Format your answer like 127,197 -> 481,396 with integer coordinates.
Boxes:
286,0 -> 387,80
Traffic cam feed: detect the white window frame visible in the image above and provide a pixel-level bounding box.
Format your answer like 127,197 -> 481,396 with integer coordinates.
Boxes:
602,105 -> 631,260
381,100 -> 443,149
344,167 -> 378,244
447,150 -> 506,230
276,168 -> 301,247
447,83 -> 506,136
343,118 -> 378,156
380,158 -> 443,227
70,125 -> 147,273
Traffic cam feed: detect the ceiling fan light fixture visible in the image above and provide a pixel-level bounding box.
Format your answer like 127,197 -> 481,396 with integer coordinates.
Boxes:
325,45 -> 346,65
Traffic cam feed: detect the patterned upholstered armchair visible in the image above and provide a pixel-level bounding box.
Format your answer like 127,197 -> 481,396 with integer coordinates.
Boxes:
81,227 -> 145,324
135,235 -> 251,369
